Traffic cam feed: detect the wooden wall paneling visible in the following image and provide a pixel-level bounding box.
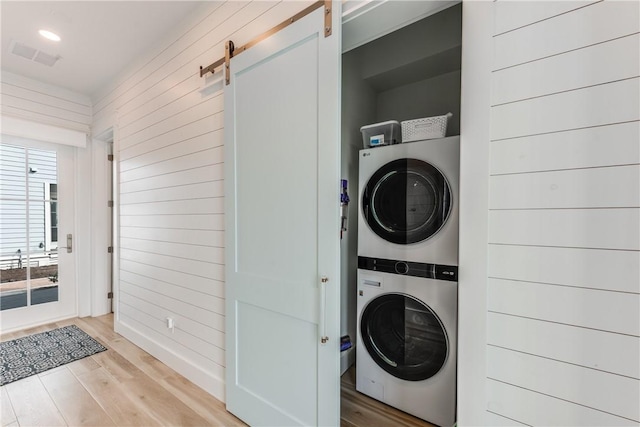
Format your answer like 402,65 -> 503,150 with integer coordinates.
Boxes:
492,34 -> 640,106
119,181 -> 223,204
120,147 -> 223,183
487,346 -> 640,422
119,291 -> 225,349
118,88 -> 216,139
488,244 -> 640,294
487,312 -> 639,378
119,114 -> 223,161
120,236 -> 224,266
488,279 -> 640,336
119,198 -> 224,216
487,378 -> 638,427
119,227 -> 223,247
119,97 -> 221,150
119,129 -> 223,173
120,248 -> 224,281
119,280 -> 224,331
493,1 -> 639,70
1,82 -> 91,115
489,209 -> 640,250
119,164 -> 223,194
2,72 -> 91,108
1,94 -> 90,124
119,262 -> 224,301
119,213 -> 224,232
493,1 -> 600,36
0,72 -> 91,132
490,121 -> 640,175
491,78 -> 640,141
490,165 -> 640,209
1,105 -> 89,133
119,310 -> 225,376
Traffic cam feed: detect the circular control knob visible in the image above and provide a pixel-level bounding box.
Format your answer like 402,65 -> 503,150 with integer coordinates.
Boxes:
394,261 -> 409,275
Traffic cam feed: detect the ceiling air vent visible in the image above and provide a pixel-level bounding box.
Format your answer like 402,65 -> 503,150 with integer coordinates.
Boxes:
9,40 -> 60,67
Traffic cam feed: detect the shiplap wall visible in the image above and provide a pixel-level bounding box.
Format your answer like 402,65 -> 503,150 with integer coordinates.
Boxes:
0,71 -> 92,133
487,1 -> 640,425
91,0 -> 316,400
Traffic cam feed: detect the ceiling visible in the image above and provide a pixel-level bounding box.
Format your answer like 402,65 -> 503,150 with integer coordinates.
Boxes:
0,1 -> 204,98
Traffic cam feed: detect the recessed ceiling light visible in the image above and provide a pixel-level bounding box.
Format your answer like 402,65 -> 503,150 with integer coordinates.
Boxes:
38,30 -> 61,42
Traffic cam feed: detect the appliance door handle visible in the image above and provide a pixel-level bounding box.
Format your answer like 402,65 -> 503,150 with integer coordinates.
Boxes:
319,276 -> 329,344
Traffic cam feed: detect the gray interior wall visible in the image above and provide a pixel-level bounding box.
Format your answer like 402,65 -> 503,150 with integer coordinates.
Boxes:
340,51 -> 376,344
376,70 -> 461,136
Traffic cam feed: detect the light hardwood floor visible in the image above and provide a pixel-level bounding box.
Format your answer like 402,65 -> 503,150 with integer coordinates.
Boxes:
1,315 -> 433,427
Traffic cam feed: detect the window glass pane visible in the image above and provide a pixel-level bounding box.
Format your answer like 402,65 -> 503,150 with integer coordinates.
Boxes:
0,144 -> 26,199
0,201 -> 27,310
28,200 -> 58,305
27,148 -> 57,200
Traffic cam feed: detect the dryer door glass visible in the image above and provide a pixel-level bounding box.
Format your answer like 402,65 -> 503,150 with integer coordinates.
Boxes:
360,293 -> 448,381
363,159 -> 451,244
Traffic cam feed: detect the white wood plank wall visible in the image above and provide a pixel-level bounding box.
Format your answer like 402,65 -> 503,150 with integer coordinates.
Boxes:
487,1 -> 640,425
90,0 -> 316,400
0,71 -> 92,133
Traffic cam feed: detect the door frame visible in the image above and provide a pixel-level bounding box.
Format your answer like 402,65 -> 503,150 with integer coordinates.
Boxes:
0,136 -> 78,333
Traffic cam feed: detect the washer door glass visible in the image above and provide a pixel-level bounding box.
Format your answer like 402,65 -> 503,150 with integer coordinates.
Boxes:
360,293 -> 448,381
363,159 -> 451,244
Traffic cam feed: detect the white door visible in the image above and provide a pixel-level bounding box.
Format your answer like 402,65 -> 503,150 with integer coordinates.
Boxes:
0,137 -> 77,331
224,4 -> 341,426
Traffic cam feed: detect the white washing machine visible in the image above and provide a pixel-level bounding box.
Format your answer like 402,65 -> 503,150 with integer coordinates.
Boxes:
358,136 -> 459,266
356,267 -> 457,426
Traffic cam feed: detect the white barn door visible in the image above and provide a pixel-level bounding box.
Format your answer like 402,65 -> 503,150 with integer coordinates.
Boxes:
224,4 -> 341,426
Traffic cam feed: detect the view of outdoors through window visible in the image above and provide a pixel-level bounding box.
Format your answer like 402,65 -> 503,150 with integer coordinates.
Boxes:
0,144 -> 59,311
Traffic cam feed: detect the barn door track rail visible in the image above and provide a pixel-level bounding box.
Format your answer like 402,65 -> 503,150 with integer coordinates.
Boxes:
199,0 -> 332,85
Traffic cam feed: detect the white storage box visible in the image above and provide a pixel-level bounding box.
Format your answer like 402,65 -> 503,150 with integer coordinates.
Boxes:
401,113 -> 453,142
360,120 -> 401,148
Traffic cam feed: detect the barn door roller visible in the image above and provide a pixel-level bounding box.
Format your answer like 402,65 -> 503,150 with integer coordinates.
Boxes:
199,0 -> 332,85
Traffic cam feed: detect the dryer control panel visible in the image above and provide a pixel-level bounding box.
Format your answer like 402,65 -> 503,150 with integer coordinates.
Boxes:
358,256 -> 458,282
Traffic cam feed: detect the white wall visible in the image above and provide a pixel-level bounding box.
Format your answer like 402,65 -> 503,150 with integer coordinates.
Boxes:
485,1 -> 640,425
0,71 -> 92,133
92,0 -> 317,401
457,1 -> 492,424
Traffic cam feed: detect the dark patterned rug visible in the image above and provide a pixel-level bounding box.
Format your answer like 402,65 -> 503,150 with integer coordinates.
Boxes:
0,324 -> 107,386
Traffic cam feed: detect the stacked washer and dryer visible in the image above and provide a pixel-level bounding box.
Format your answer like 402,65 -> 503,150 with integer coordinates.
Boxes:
356,136 -> 460,427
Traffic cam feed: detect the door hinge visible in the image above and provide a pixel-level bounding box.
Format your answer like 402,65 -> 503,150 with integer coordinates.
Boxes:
107,154 -> 114,161
108,200 -> 114,208
107,246 -> 113,253
107,292 -> 113,299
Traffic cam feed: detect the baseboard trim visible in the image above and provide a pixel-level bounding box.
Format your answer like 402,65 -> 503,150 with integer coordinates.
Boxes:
115,318 -> 226,402
0,313 -> 77,335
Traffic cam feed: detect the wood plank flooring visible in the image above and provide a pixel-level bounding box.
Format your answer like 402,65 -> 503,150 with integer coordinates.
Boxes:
1,315 -> 433,427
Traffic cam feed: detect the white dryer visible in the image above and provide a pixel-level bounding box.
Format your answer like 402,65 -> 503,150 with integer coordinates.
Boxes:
358,136 -> 459,266
356,266 -> 457,426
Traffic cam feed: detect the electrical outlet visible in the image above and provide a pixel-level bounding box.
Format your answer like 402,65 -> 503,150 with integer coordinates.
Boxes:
166,317 -> 175,332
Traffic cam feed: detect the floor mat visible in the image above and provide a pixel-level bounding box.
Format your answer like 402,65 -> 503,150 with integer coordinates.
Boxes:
0,324 -> 107,386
